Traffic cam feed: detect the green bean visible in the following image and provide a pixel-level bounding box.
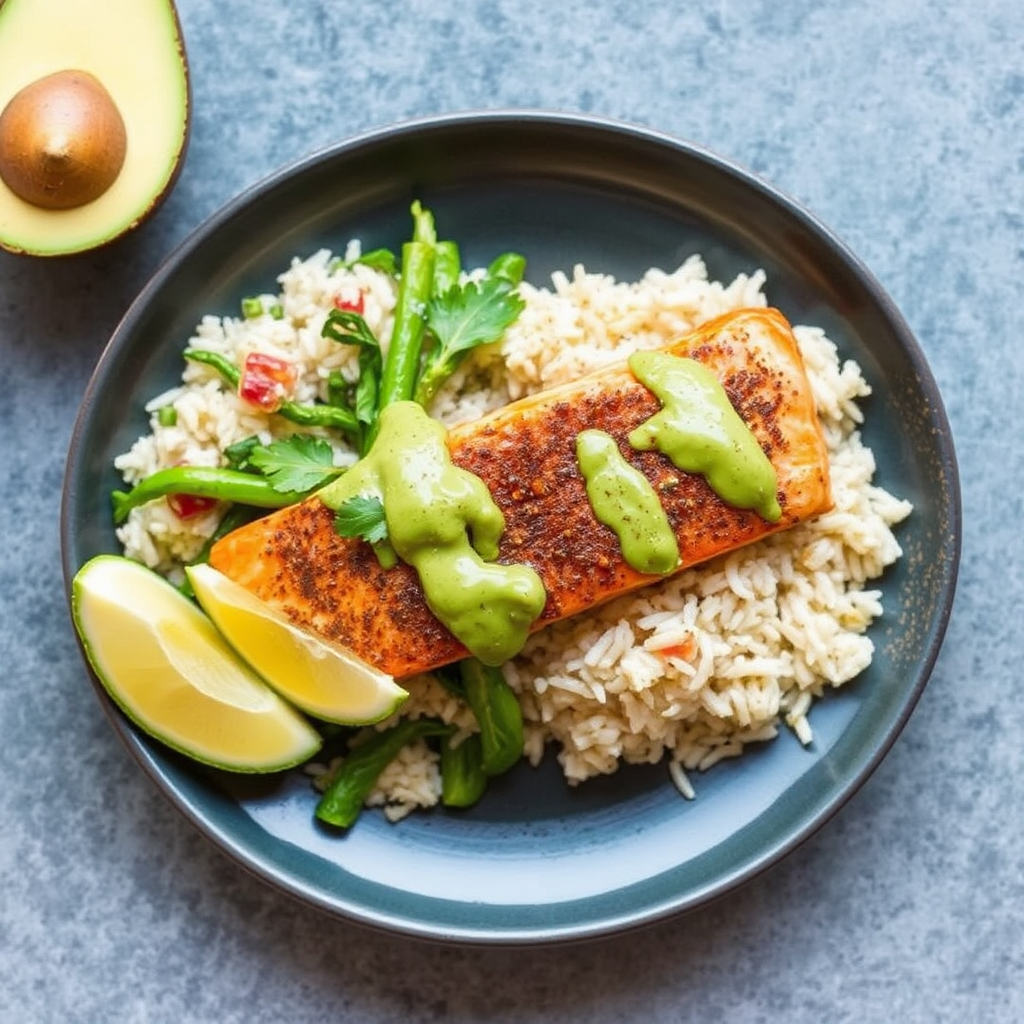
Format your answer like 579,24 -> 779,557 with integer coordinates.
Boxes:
275,398 -> 359,432
440,733 -> 487,809
315,718 -> 453,829
221,435 -> 261,471
353,349 -> 379,456
195,501 -> 262,554
320,309 -> 383,452
111,466 -> 309,523
184,347 -> 241,385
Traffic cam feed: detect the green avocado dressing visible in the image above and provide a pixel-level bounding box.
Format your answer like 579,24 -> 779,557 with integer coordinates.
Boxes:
627,351 -> 782,523
576,429 -> 680,575
318,401 -> 546,666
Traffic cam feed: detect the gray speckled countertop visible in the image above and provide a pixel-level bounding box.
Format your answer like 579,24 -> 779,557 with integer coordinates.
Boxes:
2,0 -> 1022,1021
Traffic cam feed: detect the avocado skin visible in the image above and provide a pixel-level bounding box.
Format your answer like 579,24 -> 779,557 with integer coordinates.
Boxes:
0,0 -> 191,257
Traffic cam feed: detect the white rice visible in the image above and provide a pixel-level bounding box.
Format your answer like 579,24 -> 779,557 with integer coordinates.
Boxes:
114,244 -> 912,818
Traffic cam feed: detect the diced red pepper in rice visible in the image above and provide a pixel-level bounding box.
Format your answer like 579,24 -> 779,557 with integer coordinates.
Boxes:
166,492 -> 218,520
332,288 -> 365,314
657,636 -> 697,661
239,352 -> 297,412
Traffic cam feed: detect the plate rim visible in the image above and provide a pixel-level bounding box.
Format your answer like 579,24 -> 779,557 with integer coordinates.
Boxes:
60,109 -> 962,945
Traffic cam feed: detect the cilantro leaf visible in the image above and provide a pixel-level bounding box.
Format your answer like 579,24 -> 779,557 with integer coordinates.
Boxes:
248,435 -> 343,493
333,494 -> 388,544
429,276 -> 525,359
332,494 -> 398,569
415,274 -> 526,407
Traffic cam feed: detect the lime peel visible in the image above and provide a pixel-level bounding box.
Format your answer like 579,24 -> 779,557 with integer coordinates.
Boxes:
71,555 -> 322,773
184,563 -> 408,725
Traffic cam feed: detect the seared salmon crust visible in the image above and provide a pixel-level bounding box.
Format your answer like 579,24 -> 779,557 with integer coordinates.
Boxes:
210,308 -> 833,678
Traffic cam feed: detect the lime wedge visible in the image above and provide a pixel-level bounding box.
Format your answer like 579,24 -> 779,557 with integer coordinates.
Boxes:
71,555 -> 322,772
185,563 -> 408,725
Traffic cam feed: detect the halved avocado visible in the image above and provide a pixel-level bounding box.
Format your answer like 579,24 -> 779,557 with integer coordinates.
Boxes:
0,0 -> 190,257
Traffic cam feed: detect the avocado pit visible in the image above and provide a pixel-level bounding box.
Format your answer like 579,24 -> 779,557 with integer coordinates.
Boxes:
0,69 -> 127,210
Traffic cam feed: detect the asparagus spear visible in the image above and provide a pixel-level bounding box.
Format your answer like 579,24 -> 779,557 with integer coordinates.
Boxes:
374,202 -> 438,414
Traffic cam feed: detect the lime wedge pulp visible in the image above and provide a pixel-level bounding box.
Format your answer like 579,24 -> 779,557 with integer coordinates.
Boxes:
71,555 -> 322,772
185,563 -> 408,725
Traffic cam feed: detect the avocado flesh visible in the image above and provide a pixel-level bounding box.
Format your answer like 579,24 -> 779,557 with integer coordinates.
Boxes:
0,0 -> 190,256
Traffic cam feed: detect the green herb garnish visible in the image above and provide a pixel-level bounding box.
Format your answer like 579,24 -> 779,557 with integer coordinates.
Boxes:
333,494 -> 387,544
248,435 -> 344,493
332,493 -> 396,569
415,276 -> 526,407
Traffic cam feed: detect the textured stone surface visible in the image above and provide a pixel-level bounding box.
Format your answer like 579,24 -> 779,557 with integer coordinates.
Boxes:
2,0 -> 1022,1020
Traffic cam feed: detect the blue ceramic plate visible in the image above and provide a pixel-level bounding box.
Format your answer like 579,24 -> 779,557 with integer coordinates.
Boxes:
61,112 -> 960,944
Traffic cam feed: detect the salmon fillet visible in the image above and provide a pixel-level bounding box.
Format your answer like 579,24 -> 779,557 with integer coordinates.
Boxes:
210,308 -> 833,678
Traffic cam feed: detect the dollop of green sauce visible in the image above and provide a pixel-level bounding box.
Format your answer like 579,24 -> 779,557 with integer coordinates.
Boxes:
319,401 -> 546,666
627,351 -> 782,523
576,429 -> 681,575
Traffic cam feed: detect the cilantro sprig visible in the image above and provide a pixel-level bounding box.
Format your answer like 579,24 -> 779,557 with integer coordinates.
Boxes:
414,275 -> 526,408
225,434 -> 345,494
332,493 -> 397,568
332,493 -> 387,545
